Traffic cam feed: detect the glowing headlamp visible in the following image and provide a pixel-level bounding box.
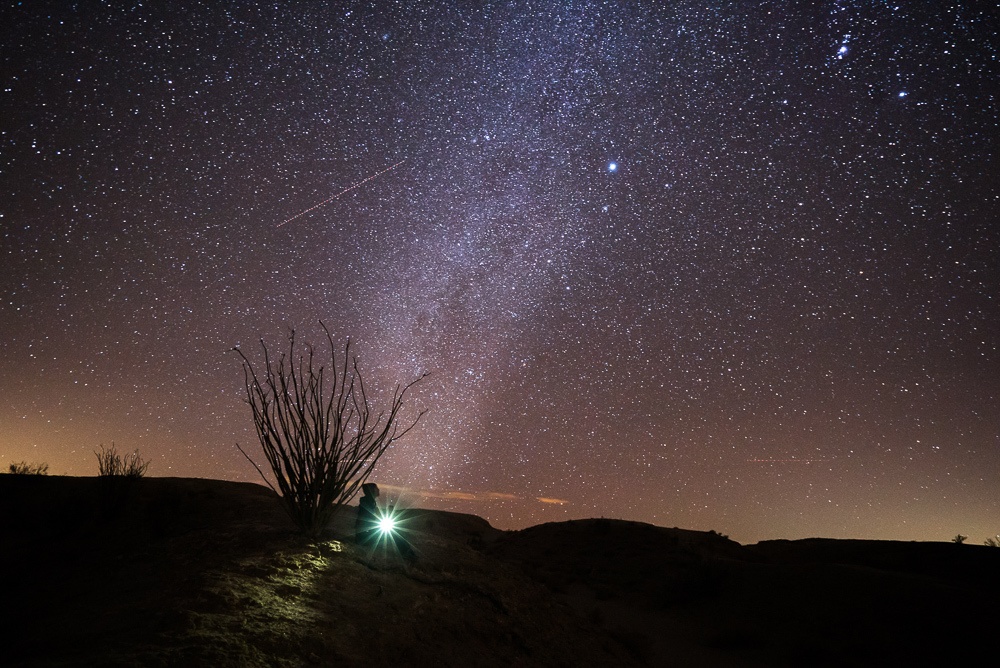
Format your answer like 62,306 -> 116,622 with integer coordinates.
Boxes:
378,515 -> 396,534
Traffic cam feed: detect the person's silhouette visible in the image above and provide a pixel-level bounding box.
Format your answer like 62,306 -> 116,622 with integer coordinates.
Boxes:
354,483 -> 418,564
355,482 -> 380,545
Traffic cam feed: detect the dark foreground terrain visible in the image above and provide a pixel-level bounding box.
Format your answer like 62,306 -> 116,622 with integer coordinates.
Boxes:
2,475 -> 997,666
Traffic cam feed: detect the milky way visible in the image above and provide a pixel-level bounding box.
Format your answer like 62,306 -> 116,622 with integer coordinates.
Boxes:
2,1 -> 997,542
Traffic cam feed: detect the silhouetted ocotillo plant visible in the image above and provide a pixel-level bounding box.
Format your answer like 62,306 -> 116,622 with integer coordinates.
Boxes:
234,323 -> 425,537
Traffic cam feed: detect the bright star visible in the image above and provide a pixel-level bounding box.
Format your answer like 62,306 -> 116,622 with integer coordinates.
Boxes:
608,162 -> 617,172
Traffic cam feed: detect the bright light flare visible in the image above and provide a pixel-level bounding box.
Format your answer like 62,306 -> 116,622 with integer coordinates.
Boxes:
379,515 -> 396,534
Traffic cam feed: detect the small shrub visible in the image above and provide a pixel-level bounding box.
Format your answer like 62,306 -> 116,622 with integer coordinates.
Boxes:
95,443 -> 150,478
94,443 -> 149,519
8,461 -> 49,475
952,534 -> 967,544
984,536 -> 1000,547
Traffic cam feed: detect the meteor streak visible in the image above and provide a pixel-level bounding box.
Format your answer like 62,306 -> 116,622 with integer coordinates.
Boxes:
276,159 -> 406,228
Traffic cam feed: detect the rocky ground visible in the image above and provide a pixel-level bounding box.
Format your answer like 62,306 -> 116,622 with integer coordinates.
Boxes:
2,475 -> 997,666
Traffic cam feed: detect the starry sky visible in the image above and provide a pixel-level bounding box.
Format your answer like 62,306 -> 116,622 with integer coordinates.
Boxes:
2,1 -> 998,543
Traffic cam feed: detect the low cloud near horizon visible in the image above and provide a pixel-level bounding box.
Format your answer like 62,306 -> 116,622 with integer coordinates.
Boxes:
379,484 -> 569,506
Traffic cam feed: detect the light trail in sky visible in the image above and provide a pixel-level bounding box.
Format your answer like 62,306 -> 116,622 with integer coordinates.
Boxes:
276,159 -> 406,228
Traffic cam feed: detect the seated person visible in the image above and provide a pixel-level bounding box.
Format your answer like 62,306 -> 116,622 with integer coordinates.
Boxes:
355,482 -> 380,545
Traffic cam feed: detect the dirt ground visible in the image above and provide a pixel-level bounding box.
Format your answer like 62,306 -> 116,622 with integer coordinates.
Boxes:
2,475 -> 998,666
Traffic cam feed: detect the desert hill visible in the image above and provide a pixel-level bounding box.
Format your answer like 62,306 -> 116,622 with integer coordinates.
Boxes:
2,475 -> 997,666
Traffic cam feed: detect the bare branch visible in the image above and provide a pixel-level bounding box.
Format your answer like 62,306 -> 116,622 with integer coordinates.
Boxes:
233,324 -> 426,536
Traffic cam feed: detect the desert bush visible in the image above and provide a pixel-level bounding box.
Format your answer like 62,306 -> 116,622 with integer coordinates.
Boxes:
234,323 -> 425,537
94,443 -> 149,519
952,534 -> 967,544
95,443 -> 150,477
985,536 -> 1000,547
7,461 -> 48,475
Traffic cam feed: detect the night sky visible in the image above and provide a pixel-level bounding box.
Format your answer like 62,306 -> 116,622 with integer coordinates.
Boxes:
3,1 -> 997,543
